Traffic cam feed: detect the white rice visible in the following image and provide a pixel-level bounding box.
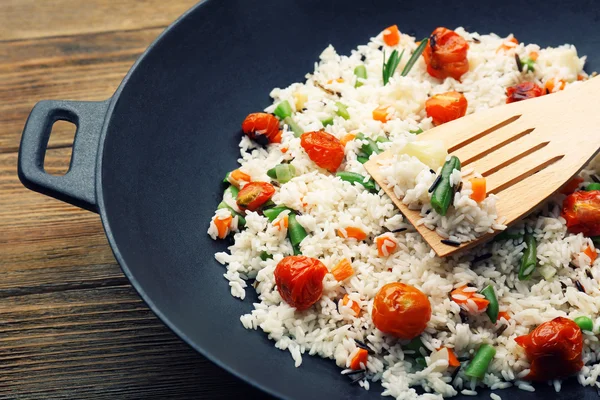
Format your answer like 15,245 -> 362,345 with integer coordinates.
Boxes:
207,26 -> 596,400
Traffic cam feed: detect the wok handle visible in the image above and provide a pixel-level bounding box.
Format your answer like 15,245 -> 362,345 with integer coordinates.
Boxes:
18,100 -> 110,213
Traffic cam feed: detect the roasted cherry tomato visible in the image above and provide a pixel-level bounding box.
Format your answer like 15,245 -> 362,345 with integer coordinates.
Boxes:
562,190 -> 600,236
506,82 -> 545,104
425,91 -> 468,125
300,131 -> 345,173
236,182 -> 275,211
242,113 -> 281,145
515,317 -> 583,381
274,256 -> 328,311
372,283 -> 431,340
422,27 -> 470,81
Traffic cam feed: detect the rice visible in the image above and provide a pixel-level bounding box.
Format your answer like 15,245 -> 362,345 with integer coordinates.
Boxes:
207,25 -> 596,400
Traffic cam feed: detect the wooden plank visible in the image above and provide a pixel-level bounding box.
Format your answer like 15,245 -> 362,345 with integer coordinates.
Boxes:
0,0 -> 198,41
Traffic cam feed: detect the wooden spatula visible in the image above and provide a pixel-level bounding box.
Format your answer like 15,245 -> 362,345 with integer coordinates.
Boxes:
365,76 -> 600,257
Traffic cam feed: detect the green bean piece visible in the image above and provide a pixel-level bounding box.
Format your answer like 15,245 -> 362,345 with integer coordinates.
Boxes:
586,183 -> 600,191
574,316 -> 594,332
224,185 -> 240,199
430,156 -> 461,216
464,344 -> 496,379
223,172 -> 230,183
292,244 -> 302,255
288,213 -> 307,250
376,136 -> 390,143
521,58 -> 535,72
274,100 -> 293,119
335,102 -> 350,120
518,233 -> 538,280
284,116 -> 303,137
357,156 -> 369,164
355,132 -> 365,140
321,117 -> 334,127
259,251 -> 273,261
494,230 -> 524,242
336,171 -> 377,192
415,357 -> 427,370
410,128 -> 424,135
267,164 -> 296,183
480,285 -> 499,323
217,196 -> 246,228
404,336 -> 426,353
354,65 -> 367,88
263,207 -> 291,222
361,138 -> 381,157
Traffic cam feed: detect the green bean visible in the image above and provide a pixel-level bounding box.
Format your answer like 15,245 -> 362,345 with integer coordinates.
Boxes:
464,344 -> 496,379
354,65 -> 367,88
335,102 -> 350,120
480,285 -> 499,323
574,316 -> 594,332
518,233 -> 537,280
288,213 -> 307,253
336,171 -> 377,192
321,117 -> 334,127
357,156 -> 369,164
217,189 -> 246,228
404,336 -> 426,353
430,156 -> 461,216
223,172 -> 230,183
586,183 -> 600,191
224,185 -> 239,199
521,58 -> 535,72
263,207 -> 291,222
259,251 -> 273,261
267,164 -> 296,183
274,100 -> 293,119
494,230 -> 524,242
410,128 -> 423,135
284,116 -> 303,137
361,138 -> 381,157
415,357 -> 427,370
376,136 -> 390,143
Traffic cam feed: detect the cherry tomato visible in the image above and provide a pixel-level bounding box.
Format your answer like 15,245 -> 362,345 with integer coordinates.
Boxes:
242,113 -> 280,145
425,91 -> 468,125
422,27 -> 470,81
515,317 -> 583,381
560,177 -> 584,195
274,256 -> 328,311
236,182 -> 275,211
300,131 -> 345,173
562,190 -> 600,237
371,283 -> 431,340
506,82 -> 545,104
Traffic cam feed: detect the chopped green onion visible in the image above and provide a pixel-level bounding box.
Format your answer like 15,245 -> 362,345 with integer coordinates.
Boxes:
267,164 -> 296,183
357,156 -> 369,164
288,213 -> 307,253
263,206 -> 291,222
284,116 -> 303,137
335,102 -> 350,120
321,117 -> 334,127
574,316 -> 594,332
354,65 -> 367,88
518,233 -> 538,280
274,100 -> 293,119
586,183 -> 600,191
361,138 -> 381,157
376,136 -> 390,143
480,285 -> 499,323
401,38 -> 428,77
431,156 -> 461,216
520,58 -> 535,72
259,251 -> 273,261
382,49 -> 404,86
336,171 -> 377,192
464,344 -> 496,379
410,128 -> 424,135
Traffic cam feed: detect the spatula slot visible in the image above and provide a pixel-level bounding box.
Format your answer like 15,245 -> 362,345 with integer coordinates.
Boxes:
489,155 -> 564,195
448,114 -> 521,153
462,128 -> 535,166
481,140 -> 549,177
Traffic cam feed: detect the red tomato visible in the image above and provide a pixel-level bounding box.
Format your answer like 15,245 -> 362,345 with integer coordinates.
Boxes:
242,113 -> 280,144
506,82 -> 545,104
274,256 -> 328,311
560,177 -> 584,195
371,283 -> 431,340
236,182 -> 275,211
515,317 -> 583,381
422,27 -> 470,80
300,131 -> 345,173
425,91 -> 468,125
562,190 -> 600,236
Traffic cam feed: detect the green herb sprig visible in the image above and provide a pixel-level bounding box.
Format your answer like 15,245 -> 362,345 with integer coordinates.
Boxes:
382,49 -> 404,85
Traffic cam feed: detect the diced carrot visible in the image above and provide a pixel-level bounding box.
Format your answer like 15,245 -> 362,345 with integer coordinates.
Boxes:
560,177 -> 583,194
584,246 -> 597,263
578,74 -> 586,81
469,177 -> 487,203
498,311 -> 511,321
327,78 -> 345,84
342,294 -> 361,317
450,285 -> 489,312
437,347 -> 460,368
271,130 -> 283,144
281,147 -> 288,153
338,227 -> 368,241
376,235 -> 398,257
496,37 -> 519,53
214,215 -> 233,239
350,348 -> 369,370
383,25 -> 400,46
528,51 -> 539,61
372,106 -> 389,122
545,78 -> 566,93
229,169 -> 252,187
274,215 -> 289,231
332,259 -> 354,281
340,133 -> 356,146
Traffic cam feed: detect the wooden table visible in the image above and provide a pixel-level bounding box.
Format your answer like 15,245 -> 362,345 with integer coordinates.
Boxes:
0,1 -> 267,398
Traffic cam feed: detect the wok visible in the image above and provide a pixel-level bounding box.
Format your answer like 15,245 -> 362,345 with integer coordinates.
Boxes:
18,0 -> 600,398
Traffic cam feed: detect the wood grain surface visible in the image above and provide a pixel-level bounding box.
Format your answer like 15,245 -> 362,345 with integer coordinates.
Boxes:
0,1 -> 268,398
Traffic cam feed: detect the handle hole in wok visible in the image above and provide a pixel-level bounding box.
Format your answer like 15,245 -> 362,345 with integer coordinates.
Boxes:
43,120 -> 76,176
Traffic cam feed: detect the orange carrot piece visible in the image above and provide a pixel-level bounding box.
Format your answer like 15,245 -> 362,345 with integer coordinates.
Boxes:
372,106 -> 389,122
496,37 -> 519,53
545,78 -> 566,93
578,74 -> 586,81
450,285 -> 489,312
498,311 -> 511,321
376,235 -> 398,257
437,347 -> 460,368
584,246 -> 597,263
560,177 -> 583,194
229,169 -> 251,187
340,133 -> 356,146
281,147 -> 288,153
214,215 -> 233,239
528,51 -> 539,61
338,227 -> 367,241
332,259 -> 354,281
327,78 -> 345,84
469,177 -> 487,203
350,348 -> 368,370
383,25 -> 400,46
274,215 -> 289,231
342,294 -> 361,317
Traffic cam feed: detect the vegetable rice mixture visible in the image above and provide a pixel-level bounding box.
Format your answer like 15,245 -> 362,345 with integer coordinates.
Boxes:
207,25 -> 600,399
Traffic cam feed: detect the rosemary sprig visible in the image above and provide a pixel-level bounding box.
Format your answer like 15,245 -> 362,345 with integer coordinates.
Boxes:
382,49 -> 404,85
401,38 -> 428,77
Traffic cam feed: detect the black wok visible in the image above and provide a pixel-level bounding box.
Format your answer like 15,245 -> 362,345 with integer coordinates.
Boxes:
18,0 -> 600,398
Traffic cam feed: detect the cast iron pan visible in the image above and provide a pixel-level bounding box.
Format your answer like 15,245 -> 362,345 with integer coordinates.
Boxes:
17,0 -> 600,398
